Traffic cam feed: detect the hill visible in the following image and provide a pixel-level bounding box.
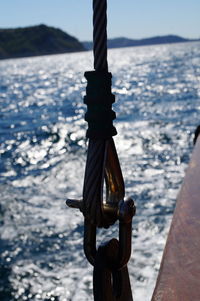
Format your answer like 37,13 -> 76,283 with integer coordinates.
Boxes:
83,35 -> 198,50
0,24 -> 85,60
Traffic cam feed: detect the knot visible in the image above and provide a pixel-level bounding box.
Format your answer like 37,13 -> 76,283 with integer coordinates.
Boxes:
84,71 -> 117,139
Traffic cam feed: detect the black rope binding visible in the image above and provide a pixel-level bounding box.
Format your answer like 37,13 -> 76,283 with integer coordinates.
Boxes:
82,0 -> 118,227
84,71 -> 117,139
84,0 -> 116,139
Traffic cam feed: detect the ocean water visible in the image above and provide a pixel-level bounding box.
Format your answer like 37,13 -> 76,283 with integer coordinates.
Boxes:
0,42 -> 200,301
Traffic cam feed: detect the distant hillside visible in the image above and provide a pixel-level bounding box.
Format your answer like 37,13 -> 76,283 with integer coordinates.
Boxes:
0,24 -> 85,60
83,35 -> 198,50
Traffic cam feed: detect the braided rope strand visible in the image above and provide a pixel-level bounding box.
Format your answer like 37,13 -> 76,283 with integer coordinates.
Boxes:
83,139 -> 106,227
82,0 -> 121,227
82,0 -> 109,227
93,0 -> 108,71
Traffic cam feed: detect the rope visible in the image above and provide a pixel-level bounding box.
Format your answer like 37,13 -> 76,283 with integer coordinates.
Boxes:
82,0 -> 118,227
83,139 -> 105,226
93,0 -> 108,71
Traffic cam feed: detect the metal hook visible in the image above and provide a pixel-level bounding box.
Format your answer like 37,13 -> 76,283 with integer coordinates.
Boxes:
66,198 -> 136,268
67,138 -> 125,228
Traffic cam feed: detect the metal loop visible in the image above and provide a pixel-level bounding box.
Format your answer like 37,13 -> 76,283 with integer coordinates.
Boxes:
82,198 -> 136,268
93,240 -> 133,301
66,138 -> 125,228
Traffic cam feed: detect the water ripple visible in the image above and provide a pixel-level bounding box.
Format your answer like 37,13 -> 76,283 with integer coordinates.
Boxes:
0,42 -> 200,301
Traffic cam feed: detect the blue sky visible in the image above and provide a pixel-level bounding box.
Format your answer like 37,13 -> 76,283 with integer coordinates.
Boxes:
0,0 -> 200,41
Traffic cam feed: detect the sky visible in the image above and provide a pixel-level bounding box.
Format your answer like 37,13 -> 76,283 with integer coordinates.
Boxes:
0,0 -> 200,41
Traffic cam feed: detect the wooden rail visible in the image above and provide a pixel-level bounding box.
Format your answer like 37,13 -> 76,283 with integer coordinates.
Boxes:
152,136 -> 200,301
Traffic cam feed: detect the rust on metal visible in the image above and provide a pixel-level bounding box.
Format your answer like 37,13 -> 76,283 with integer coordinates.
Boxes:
152,136 -> 200,301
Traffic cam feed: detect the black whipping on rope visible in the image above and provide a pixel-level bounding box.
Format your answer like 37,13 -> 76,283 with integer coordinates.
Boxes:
67,0 -> 120,228
82,0 -> 119,228
84,0 -> 116,140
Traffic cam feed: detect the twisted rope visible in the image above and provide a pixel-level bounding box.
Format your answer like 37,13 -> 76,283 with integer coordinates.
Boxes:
83,140 -> 106,227
82,0 -> 124,228
93,0 -> 108,71
82,0 -> 109,227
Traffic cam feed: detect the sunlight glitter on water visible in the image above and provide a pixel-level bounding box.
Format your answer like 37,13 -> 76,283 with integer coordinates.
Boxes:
0,42 -> 200,301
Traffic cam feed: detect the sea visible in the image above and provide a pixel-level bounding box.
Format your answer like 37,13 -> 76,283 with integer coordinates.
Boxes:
0,42 -> 200,301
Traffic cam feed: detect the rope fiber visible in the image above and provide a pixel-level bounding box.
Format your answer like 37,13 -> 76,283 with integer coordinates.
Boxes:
93,0 -> 108,71
82,0 -> 119,227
